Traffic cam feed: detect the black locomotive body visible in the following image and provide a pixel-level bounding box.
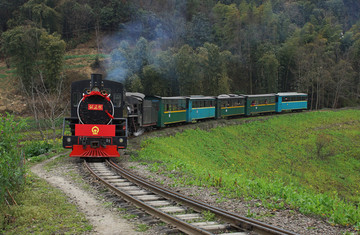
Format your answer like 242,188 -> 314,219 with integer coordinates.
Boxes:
62,74 -> 127,157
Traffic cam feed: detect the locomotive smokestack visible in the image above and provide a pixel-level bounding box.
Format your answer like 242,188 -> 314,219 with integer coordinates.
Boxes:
90,74 -> 103,90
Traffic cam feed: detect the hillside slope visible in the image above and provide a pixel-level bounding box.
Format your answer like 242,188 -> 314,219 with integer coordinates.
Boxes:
135,109 -> 360,227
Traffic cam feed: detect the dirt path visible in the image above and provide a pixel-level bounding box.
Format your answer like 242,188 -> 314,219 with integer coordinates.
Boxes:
31,155 -> 142,235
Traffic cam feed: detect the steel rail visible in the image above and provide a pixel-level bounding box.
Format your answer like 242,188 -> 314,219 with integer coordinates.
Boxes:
108,160 -> 298,235
84,160 -> 212,235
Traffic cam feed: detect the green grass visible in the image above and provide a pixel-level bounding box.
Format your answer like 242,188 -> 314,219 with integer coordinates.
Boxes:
136,223 -> 150,232
0,174 -> 92,234
42,154 -> 68,172
64,54 -> 108,60
5,69 -> 16,74
63,64 -> 87,69
136,109 -> 360,227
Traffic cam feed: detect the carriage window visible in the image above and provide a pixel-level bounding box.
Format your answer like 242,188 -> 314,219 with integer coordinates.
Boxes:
180,100 -> 186,109
192,101 -> 196,108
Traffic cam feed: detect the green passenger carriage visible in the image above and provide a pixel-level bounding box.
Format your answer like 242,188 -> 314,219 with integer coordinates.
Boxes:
145,96 -> 187,127
216,94 -> 246,118
245,94 -> 276,116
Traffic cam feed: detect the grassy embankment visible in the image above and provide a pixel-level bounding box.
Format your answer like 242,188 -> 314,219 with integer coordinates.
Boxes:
0,168 -> 92,234
136,109 -> 360,228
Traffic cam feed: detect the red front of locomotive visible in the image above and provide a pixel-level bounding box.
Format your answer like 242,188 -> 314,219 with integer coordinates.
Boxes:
62,74 -> 127,157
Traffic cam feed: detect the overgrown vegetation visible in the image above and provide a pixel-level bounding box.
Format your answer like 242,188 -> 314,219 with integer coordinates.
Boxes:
0,114 -> 27,204
23,141 -> 53,158
136,109 -> 360,227
0,174 -> 92,234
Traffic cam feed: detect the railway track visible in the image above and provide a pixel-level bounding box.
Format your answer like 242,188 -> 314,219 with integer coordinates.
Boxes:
84,160 -> 298,235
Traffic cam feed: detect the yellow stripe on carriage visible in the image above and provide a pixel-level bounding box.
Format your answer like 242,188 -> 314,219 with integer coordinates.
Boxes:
164,110 -> 187,114
253,103 -> 276,107
282,101 -> 307,103
221,105 -> 245,109
192,107 -> 216,110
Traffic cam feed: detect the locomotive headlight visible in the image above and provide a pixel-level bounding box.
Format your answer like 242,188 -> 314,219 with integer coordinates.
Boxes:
119,138 -> 124,143
67,137 -> 71,143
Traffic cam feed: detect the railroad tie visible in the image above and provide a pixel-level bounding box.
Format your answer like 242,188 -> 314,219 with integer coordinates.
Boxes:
218,233 -> 248,235
100,176 -> 123,180
135,195 -> 163,201
126,190 -> 150,196
191,222 -> 230,232
106,178 -> 127,183
147,201 -> 172,207
175,213 -> 201,220
111,182 -> 133,187
119,186 -> 140,191
159,206 -> 186,213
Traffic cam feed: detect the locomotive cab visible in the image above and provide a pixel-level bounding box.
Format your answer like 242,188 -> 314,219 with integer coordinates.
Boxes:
62,74 -> 127,157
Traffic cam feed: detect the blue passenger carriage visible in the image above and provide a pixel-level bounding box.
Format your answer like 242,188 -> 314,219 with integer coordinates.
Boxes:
186,96 -> 216,122
275,92 -> 308,112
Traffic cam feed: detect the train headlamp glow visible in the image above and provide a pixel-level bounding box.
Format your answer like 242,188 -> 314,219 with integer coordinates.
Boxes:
67,137 -> 71,142
119,138 -> 124,143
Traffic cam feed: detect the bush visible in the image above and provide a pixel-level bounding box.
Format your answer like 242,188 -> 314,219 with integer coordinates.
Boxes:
23,141 -> 53,159
0,114 -> 27,203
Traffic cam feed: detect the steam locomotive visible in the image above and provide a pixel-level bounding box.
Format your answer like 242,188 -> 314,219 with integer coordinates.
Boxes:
62,74 -> 127,157
63,73 -> 308,157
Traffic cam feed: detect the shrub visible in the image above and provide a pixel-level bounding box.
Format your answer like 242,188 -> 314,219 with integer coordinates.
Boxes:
0,114 -> 27,203
23,141 -> 53,159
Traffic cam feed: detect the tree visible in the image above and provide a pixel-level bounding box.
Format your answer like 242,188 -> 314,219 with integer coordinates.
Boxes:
198,43 -> 231,95
153,49 -> 179,96
127,74 -> 144,93
98,0 -> 134,31
19,0 -> 61,34
2,26 -> 44,90
2,25 -> 65,91
175,44 -> 202,95
142,65 -> 167,96
257,51 -> 279,93
184,13 -> 214,48
107,37 -> 151,87
39,32 -> 67,90
1,25 -> 66,139
58,1 -> 94,41
329,59 -> 354,108
0,0 -> 27,32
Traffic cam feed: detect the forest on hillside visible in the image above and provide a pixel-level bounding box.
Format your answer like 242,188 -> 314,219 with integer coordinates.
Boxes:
1,0 -> 360,109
